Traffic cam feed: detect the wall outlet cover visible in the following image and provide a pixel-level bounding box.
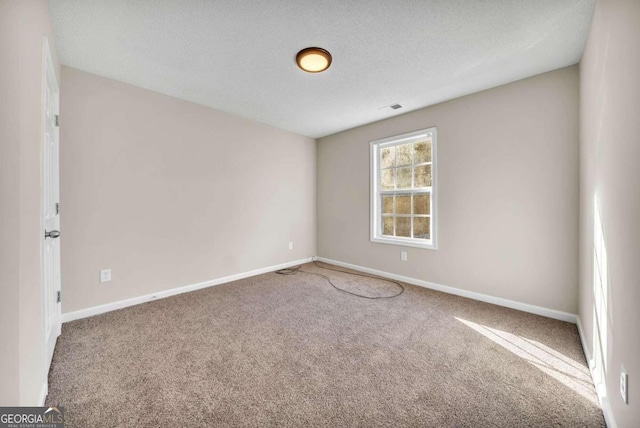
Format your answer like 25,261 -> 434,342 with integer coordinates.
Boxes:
620,368 -> 629,404
100,269 -> 112,283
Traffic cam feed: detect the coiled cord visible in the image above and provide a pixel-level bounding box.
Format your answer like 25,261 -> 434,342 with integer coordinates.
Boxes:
275,261 -> 404,299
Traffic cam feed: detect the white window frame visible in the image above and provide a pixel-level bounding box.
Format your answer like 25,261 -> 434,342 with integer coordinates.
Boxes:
370,127 -> 437,250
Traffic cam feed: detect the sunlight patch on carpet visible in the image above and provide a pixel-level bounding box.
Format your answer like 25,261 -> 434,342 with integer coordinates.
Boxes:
455,317 -> 597,405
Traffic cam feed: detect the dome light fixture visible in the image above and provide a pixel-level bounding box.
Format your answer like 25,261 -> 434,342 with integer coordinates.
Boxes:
296,47 -> 332,73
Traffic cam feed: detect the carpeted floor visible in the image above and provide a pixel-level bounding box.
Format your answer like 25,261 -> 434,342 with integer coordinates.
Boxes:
46,262 -> 605,427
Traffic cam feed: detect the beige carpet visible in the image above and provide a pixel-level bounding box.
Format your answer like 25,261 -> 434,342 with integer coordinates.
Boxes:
46,262 -> 605,427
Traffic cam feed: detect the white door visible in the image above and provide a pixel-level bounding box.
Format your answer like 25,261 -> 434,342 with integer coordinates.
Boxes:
43,38 -> 61,368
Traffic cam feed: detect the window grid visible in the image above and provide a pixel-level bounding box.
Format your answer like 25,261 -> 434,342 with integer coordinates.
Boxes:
371,128 -> 436,249
378,138 -> 432,240
380,192 -> 431,239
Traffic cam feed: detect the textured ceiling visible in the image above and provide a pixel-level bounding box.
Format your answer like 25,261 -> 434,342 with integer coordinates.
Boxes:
50,0 -> 595,138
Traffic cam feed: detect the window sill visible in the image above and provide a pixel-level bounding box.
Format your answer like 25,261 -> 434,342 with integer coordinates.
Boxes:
371,236 -> 438,250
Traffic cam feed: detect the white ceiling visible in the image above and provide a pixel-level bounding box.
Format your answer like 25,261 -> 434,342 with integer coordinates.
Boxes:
50,0 -> 595,138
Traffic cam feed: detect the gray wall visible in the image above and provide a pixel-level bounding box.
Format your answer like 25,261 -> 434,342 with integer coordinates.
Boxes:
0,0 -> 61,405
318,66 -> 579,314
60,67 -> 316,313
579,0 -> 640,426
0,0 -> 22,406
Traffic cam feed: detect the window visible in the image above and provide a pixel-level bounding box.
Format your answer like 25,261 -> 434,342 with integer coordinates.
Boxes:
370,128 -> 437,249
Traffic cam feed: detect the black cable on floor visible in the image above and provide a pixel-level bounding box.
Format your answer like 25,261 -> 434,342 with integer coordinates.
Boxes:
275,261 -> 404,299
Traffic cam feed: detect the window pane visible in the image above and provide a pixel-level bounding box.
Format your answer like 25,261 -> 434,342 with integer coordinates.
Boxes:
396,217 -> 411,237
383,216 -> 394,236
413,194 -> 430,215
396,195 -> 411,214
372,129 -> 436,246
414,141 -> 432,163
414,164 -> 432,187
413,217 -> 430,239
397,167 -> 412,189
381,169 -> 395,190
382,196 -> 394,214
396,143 -> 412,167
380,146 -> 395,169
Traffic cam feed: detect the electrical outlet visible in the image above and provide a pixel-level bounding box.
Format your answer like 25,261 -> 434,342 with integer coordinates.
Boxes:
100,269 -> 112,283
620,367 -> 629,404
289,242 -> 293,250
401,251 -> 407,261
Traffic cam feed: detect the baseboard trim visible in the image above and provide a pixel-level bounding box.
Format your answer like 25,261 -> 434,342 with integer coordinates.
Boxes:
62,257 -> 313,323
576,317 -> 617,428
316,257 -> 577,323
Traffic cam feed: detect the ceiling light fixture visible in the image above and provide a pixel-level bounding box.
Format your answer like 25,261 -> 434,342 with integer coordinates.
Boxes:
296,47 -> 332,73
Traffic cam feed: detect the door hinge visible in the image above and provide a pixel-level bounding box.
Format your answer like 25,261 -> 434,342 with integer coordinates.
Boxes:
56,202 -> 59,215
55,115 -> 59,127
56,290 -> 61,303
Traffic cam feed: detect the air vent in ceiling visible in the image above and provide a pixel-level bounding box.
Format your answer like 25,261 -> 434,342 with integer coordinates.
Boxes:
378,102 -> 403,111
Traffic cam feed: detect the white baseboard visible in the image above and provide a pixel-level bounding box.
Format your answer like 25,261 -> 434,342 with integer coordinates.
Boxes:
576,317 -> 617,428
316,257 -> 577,323
62,257 -> 313,323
